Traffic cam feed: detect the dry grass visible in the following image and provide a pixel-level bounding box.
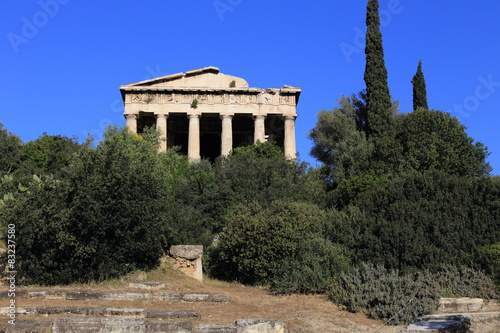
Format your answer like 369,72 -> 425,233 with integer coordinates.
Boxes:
0,267 -> 405,333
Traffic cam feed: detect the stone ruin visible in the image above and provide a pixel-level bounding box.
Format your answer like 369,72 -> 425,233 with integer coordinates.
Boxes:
164,245 -> 204,282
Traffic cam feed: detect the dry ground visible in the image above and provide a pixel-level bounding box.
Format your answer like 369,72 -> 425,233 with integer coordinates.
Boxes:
0,267 -> 406,333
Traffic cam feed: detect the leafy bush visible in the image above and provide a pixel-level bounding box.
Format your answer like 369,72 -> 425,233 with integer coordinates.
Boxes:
0,127 -> 175,285
434,265 -> 497,299
482,243 -> 500,292
270,237 -> 350,295
209,200 -> 326,285
330,263 -> 439,325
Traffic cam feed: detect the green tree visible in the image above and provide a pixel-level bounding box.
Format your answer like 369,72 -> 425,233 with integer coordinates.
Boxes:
17,133 -> 82,179
1,126 -> 177,284
411,60 -> 429,110
0,123 -> 23,175
395,109 -> 491,177
309,108 -> 373,185
329,171 -> 500,272
364,0 -> 392,137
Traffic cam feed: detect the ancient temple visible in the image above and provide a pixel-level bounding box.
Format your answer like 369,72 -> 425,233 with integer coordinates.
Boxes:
120,66 -> 301,160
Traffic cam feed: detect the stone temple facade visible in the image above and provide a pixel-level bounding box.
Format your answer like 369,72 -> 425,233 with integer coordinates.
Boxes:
120,66 -> 301,160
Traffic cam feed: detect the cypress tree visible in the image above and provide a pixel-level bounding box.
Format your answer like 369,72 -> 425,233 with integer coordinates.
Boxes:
411,60 -> 429,110
364,0 -> 392,137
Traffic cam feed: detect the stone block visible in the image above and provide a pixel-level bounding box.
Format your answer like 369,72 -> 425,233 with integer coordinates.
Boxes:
145,309 -> 178,319
52,318 -> 146,333
103,307 -> 144,317
0,290 -> 26,299
177,310 -> 201,319
145,321 -> 192,333
208,294 -> 231,303
439,297 -> 485,313
102,292 -> 151,300
168,245 -> 204,282
52,318 -> 106,332
194,324 -> 237,333
236,319 -> 287,333
152,292 -> 182,301
145,309 -> 200,319
65,290 -> 103,300
183,293 -> 210,302
1,319 -> 52,333
170,245 -> 203,260
28,290 -> 66,299
129,282 -> 166,290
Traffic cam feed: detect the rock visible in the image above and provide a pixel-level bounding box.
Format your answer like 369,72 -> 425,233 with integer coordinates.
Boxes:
183,293 -> 210,302
52,317 -> 145,333
28,290 -> 66,299
103,307 -> 144,317
170,245 -> 203,260
0,319 -> 52,332
129,282 -> 165,290
65,290 -> 103,300
208,294 -> 231,303
152,292 -> 182,301
194,324 -> 237,333
236,319 -> 287,333
101,292 -> 151,300
439,297 -> 485,313
146,321 -> 192,333
146,309 -> 200,319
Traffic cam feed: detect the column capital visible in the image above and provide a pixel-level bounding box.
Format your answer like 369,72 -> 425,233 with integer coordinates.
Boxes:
155,113 -> 169,119
188,113 -> 201,119
253,114 -> 266,120
220,113 -> 234,120
124,113 -> 138,119
284,115 -> 297,121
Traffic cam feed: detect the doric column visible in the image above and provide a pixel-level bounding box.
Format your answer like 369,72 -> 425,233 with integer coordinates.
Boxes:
125,114 -> 138,134
188,113 -> 201,161
220,114 -> 233,156
156,113 -> 168,153
253,115 -> 266,143
284,116 -> 296,159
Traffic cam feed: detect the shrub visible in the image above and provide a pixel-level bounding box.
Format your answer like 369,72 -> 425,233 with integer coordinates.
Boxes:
209,200 -> 326,285
0,127 -> 174,285
330,263 -> 439,325
270,237 -> 351,295
482,243 -> 500,292
434,265 -> 497,299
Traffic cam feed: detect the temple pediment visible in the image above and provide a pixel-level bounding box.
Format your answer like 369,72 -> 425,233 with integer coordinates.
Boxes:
120,66 -> 249,89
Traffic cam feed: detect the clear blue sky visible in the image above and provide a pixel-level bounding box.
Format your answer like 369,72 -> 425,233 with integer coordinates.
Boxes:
1,1 -> 499,174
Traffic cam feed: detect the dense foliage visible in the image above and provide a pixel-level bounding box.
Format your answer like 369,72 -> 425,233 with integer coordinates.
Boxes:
364,0 -> 392,137
411,61 -> 429,110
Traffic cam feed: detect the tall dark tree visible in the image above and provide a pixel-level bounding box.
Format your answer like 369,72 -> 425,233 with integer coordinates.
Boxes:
411,60 -> 429,110
364,0 -> 392,137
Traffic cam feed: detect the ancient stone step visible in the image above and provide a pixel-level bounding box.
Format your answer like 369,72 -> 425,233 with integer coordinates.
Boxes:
0,306 -> 200,320
0,290 -> 230,303
401,312 -> 500,333
129,282 -> 166,290
438,297 -> 484,313
0,318 -> 287,333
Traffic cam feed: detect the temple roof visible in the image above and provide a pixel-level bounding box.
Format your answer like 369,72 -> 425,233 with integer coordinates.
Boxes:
120,66 -> 249,89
